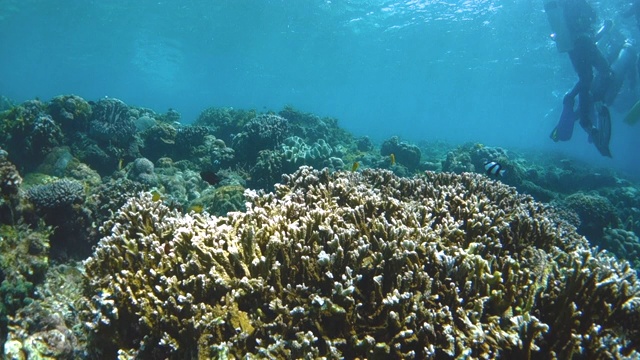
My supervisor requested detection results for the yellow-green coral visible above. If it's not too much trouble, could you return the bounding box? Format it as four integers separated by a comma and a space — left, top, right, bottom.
84, 167, 640, 359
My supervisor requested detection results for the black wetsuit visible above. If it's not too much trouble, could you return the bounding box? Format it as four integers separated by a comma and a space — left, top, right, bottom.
563, 0, 611, 132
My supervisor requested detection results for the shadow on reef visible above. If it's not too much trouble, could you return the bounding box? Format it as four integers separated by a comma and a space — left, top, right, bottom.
0, 95, 639, 358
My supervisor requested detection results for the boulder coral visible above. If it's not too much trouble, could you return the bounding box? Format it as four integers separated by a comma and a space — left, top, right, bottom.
232, 114, 291, 162
84, 167, 640, 359
380, 136, 422, 170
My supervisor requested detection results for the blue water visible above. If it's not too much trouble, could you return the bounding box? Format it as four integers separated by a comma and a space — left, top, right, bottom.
1, 0, 639, 176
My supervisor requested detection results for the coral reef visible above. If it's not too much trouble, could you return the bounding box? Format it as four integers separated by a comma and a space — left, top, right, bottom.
380, 136, 422, 170
232, 114, 291, 163
561, 192, 621, 241
4, 264, 90, 359
26, 179, 94, 259
0, 223, 51, 344
47, 94, 92, 135
88, 98, 137, 147
278, 106, 352, 147
127, 158, 158, 187
0, 96, 14, 112
0, 100, 64, 169
84, 167, 640, 359
195, 107, 257, 144
26, 179, 85, 212
602, 227, 640, 269
0, 149, 22, 198
140, 122, 178, 162
0, 94, 640, 358
188, 184, 246, 216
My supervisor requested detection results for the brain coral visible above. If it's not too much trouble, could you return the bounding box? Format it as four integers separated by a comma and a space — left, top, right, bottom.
84, 167, 640, 359
26, 179, 85, 211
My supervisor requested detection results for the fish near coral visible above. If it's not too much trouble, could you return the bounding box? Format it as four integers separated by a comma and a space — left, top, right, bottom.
200, 171, 221, 186
188, 204, 204, 214
151, 190, 163, 202
390, 153, 396, 166
351, 162, 359, 172
484, 161, 506, 177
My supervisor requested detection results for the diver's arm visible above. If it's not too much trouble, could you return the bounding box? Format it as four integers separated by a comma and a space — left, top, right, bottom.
594, 20, 612, 42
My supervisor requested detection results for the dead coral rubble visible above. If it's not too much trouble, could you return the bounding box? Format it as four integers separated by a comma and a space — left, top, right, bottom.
84, 167, 640, 359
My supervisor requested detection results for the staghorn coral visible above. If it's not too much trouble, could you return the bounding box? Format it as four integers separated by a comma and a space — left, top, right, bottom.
84, 167, 640, 359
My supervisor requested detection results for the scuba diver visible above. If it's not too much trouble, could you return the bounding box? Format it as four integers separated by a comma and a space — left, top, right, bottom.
545, 0, 614, 157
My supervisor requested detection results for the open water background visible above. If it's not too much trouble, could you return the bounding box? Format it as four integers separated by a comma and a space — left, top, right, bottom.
1, 0, 639, 176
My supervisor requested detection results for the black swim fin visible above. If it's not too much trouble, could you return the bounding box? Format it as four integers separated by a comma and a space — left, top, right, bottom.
551, 97, 577, 142
593, 105, 612, 157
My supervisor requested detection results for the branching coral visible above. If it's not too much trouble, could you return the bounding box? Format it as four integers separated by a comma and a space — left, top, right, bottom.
84, 167, 640, 359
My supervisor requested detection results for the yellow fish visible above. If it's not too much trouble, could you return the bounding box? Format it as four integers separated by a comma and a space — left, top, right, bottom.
390, 153, 396, 166
351, 162, 360, 172
118, 158, 124, 170
151, 190, 162, 202
188, 204, 204, 213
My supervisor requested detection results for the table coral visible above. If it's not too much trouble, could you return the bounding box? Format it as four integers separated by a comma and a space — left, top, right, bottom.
84, 167, 640, 359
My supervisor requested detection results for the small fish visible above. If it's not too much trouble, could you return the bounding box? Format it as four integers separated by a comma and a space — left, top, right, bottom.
390, 153, 396, 166
188, 204, 204, 213
351, 162, 360, 172
484, 161, 506, 177
118, 158, 124, 170
151, 190, 163, 202
200, 171, 221, 186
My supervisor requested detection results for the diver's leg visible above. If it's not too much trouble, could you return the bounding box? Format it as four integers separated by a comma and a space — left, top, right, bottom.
568, 43, 598, 133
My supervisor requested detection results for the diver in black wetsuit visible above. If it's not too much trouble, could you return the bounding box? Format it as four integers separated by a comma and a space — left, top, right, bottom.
545, 0, 614, 156
562, 0, 613, 142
